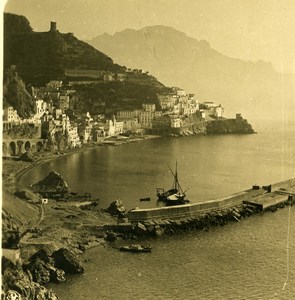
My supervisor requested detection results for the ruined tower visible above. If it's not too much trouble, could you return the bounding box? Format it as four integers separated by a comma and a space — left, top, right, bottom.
50, 21, 57, 32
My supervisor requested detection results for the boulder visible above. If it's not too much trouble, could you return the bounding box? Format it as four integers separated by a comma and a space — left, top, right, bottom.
134, 222, 147, 235
29, 249, 51, 264
106, 200, 127, 218
49, 266, 66, 283
104, 231, 118, 242
25, 249, 66, 284
2, 263, 59, 300
52, 248, 84, 274
25, 260, 51, 284
31, 170, 69, 195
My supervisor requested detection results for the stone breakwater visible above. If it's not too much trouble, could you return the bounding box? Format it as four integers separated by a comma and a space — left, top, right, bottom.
103, 179, 295, 239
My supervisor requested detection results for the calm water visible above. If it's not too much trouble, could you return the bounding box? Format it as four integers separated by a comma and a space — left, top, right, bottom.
21, 121, 295, 299
21, 122, 295, 210
52, 208, 295, 300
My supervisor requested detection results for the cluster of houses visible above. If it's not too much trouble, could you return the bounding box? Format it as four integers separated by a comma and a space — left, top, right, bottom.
3, 80, 225, 151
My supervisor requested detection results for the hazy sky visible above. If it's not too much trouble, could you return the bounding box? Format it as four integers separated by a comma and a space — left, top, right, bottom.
3, 0, 295, 73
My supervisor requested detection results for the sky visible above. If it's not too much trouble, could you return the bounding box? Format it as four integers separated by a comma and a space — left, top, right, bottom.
3, 0, 295, 74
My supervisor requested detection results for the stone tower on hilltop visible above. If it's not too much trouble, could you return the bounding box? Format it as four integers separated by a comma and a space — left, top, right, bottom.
49, 21, 57, 32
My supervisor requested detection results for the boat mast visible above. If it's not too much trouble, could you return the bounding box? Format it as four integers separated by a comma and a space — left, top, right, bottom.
169, 162, 185, 195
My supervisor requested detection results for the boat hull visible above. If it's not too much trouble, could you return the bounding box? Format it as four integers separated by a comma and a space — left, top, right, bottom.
119, 245, 152, 253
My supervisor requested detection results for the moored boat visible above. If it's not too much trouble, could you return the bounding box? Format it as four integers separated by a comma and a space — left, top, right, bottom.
140, 197, 151, 201
157, 162, 189, 205
119, 244, 152, 253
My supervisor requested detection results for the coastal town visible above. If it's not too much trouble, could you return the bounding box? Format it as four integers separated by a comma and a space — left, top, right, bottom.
3, 20, 256, 158
2, 10, 294, 300
3, 77, 226, 156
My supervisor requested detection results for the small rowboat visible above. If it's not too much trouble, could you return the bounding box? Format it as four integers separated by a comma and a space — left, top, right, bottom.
119, 244, 152, 253
140, 197, 151, 201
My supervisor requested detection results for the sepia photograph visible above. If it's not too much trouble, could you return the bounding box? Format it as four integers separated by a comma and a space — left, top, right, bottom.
1, 0, 295, 299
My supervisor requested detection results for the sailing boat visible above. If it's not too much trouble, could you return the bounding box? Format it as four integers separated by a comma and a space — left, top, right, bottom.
156, 162, 189, 205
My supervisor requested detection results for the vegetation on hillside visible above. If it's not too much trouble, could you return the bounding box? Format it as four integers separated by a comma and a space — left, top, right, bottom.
7, 123, 38, 138
3, 13, 171, 117
4, 13, 123, 86
3, 66, 34, 118
71, 81, 173, 115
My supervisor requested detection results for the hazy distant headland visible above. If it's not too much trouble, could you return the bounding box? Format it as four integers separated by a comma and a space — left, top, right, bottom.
88, 26, 295, 120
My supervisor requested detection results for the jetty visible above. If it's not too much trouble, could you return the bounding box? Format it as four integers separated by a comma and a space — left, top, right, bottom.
103, 178, 295, 237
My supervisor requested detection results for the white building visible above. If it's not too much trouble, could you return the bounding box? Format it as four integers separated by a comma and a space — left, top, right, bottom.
123, 118, 139, 131
3, 107, 20, 123
139, 111, 154, 129
154, 111, 162, 118
79, 125, 93, 143
117, 110, 137, 120
203, 101, 217, 108
103, 74, 114, 82
209, 106, 224, 118
64, 117, 81, 148
158, 94, 178, 110
36, 99, 47, 114
105, 116, 124, 136
142, 103, 156, 112
176, 89, 186, 97
46, 80, 63, 90
170, 115, 182, 128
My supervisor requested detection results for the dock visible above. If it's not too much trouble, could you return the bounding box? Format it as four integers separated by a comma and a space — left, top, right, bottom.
101, 179, 295, 239
243, 191, 295, 211
127, 178, 295, 223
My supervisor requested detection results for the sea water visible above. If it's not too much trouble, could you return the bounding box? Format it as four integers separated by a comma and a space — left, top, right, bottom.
21, 120, 295, 299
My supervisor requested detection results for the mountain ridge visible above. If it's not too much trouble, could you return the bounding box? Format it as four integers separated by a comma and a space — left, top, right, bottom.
88, 25, 294, 118
3, 13, 173, 116
4, 13, 123, 86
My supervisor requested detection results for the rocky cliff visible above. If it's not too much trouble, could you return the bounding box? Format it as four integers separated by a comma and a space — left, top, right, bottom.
3, 66, 35, 118
205, 118, 255, 134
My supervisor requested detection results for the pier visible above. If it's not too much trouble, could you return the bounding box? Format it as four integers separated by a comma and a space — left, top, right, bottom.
243, 191, 295, 211
127, 178, 295, 223
99, 178, 295, 238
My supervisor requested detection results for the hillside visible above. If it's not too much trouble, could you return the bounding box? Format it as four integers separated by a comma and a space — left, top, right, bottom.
4, 13, 123, 86
3, 14, 172, 116
88, 26, 295, 119
71, 80, 171, 115
3, 66, 35, 118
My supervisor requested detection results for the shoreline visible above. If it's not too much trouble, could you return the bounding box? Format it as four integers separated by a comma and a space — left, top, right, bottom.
2, 133, 294, 300
2, 133, 162, 267
6, 134, 161, 190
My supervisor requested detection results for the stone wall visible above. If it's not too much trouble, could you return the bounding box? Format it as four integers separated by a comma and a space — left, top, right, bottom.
128, 188, 266, 222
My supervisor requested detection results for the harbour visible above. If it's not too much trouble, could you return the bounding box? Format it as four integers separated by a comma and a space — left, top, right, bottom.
128, 178, 295, 222
52, 205, 295, 300
2, 2, 295, 299
44, 124, 295, 299
4, 121, 295, 300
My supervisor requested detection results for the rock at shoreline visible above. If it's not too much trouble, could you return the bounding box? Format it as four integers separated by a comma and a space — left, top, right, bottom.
25, 249, 66, 284
2, 257, 59, 300
31, 170, 69, 196
106, 200, 127, 218
52, 248, 84, 274
205, 118, 255, 134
